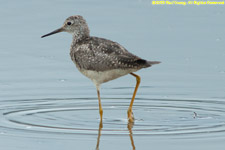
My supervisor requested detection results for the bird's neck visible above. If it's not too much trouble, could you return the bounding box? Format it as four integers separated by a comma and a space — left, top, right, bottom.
71, 33, 90, 51
72, 25, 90, 43
73, 33, 88, 43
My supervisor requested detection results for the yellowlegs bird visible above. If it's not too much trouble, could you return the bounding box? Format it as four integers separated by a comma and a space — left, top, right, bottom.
41, 15, 160, 122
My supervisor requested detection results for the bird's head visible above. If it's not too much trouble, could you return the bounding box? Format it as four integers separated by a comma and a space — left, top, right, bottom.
41, 15, 90, 39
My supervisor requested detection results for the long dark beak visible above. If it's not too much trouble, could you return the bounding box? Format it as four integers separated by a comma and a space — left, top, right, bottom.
41, 28, 64, 38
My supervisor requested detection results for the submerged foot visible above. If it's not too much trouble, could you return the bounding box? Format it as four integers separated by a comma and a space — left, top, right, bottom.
127, 109, 134, 122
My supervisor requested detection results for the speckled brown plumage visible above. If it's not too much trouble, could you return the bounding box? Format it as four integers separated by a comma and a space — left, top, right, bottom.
42, 15, 160, 76
70, 36, 158, 72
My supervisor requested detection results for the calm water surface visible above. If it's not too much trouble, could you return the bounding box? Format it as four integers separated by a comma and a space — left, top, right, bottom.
0, 0, 225, 150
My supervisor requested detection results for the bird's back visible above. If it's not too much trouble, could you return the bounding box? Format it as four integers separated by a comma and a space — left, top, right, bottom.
70, 37, 159, 72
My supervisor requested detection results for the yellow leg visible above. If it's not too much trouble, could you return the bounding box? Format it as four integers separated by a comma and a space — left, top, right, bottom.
97, 88, 103, 121
127, 73, 141, 122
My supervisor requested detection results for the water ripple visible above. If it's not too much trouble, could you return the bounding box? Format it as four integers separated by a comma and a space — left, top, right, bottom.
1, 98, 225, 138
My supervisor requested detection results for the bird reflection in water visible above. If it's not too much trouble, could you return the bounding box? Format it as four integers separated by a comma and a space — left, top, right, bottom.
95, 120, 135, 150
127, 121, 135, 150
95, 120, 102, 150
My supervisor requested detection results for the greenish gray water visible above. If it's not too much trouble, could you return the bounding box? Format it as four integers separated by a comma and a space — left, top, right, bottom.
0, 0, 225, 150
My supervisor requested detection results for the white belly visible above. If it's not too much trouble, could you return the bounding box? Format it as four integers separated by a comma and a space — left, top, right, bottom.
79, 68, 138, 86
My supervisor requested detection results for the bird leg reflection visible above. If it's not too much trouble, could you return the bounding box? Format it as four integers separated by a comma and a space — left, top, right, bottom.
95, 120, 103, 150
128, 73, 141, 122
128, 120, 136, 150
95, 120, 136, 150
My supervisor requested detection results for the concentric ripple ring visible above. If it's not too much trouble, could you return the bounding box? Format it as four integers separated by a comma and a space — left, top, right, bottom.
1, 98, 225, 138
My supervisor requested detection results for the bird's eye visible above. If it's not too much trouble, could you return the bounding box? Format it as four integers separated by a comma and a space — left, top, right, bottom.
67, 22, 72, 25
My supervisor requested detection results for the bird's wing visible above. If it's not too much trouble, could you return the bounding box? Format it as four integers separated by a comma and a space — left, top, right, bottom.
73, 37, 150, 71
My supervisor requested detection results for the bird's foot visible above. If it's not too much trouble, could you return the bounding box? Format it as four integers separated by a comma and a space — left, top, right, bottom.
127, 109, 134, 122
99, 109, 103, 122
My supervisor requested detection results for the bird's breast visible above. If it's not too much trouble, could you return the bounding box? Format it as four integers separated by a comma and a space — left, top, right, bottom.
78, 68, 137, 85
